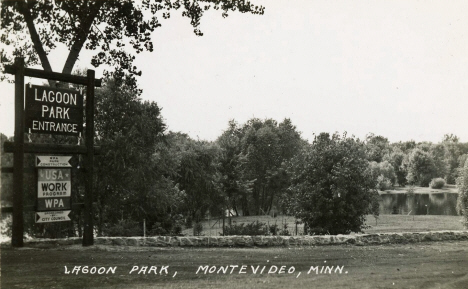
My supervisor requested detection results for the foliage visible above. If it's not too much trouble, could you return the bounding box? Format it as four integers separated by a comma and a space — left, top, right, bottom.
102, 220, 142, 237
223, 221, 268, 236
287, 132, 378, 235
429, 143, 449, 181
459, 154, 468, 169
384, 148, 408, 186
176, 140, 223, 221
1, 0, 264, 85
148, 218, 184, 236
93, 78, 186, 236
217, 118, 305, 216
193, 222, 204, 236
429, 178, 446, 189
456, 159, 468, 228
269, 223, 291, 236
406, 148, 438, 187
376, 175, 392, 191
217, 120, 253, 217
369, 161, 396, 190
365, 133, 390, 162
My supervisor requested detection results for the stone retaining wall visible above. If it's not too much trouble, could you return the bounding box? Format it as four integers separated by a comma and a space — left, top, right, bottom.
17, 230, 468, 247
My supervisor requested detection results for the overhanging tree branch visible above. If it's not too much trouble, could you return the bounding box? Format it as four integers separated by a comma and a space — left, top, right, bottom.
19, 0, 52, 72
62, 1, 103, 75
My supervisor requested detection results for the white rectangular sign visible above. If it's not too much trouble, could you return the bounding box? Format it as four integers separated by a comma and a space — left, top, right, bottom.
35, 210, 71, 223
37, 168, 71, 197
36, 156, 72, 167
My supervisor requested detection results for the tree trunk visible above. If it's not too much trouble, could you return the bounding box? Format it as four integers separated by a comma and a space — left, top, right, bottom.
62, 2, 103, 75
19, 0, 54, 86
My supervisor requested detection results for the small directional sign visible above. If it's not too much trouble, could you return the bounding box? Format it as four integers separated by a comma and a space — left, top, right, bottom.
36, 210, 71, 223
36, 155, 72, 167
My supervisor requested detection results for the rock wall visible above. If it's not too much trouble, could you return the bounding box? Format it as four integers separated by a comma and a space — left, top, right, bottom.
18, 231, 468, 247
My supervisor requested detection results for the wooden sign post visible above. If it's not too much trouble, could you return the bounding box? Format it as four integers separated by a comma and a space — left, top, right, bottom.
3, 57, 101, 247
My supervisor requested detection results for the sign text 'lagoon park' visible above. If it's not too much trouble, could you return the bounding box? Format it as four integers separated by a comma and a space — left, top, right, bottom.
25, 85, 83, 136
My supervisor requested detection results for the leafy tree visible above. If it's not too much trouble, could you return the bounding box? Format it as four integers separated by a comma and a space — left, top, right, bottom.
384, 147, 407, 186
369, 161, 396, 191
442, 134, 462, 184
459, 154, 468, 169
392, 140, 417, 154
365, 133, 390, 162
217, 120, 252, 216
93, 78, 182, 236
429, 143, 448, 179
1, 0, 264, 84
287, 132, 379, 235
176, 139, 222, 221
1, 133, 14, 208
406, 148, 438, 187
216, 118, 304, 216
456, 158, 468, 228
237, 118, 303, 215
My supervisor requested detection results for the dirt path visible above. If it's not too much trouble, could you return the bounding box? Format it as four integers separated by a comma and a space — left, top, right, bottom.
1, 241, 468, 289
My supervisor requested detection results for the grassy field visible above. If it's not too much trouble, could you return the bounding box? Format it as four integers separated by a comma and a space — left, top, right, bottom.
2, 241, 468, 289
183, 214, 465, 236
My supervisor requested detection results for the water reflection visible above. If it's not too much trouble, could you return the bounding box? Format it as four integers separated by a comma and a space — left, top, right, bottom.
379, 193, 459, 215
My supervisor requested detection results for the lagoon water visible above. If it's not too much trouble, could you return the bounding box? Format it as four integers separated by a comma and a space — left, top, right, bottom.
379, 193, 459, 215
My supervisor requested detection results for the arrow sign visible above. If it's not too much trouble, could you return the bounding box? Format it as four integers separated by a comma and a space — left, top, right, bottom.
36, 210, 71, 223
36, 156, 72, 167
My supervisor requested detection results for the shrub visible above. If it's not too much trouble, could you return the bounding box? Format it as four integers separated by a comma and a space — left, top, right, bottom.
287, 133, 378, 235
223, 221, 268, 236
149, 223, 168, 236
185, 216, 193, 229
103, 220, 143, 237
148, 220, 184, 236
193, 222, 203, 236
376, 175, 392, 191
279, 223, 291, 236
269, 224, 278, 235
430, 178, 446, 189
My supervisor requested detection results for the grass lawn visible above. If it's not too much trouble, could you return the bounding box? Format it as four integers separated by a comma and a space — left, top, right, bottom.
183, 214, 465, 236
2, 241, 468, 289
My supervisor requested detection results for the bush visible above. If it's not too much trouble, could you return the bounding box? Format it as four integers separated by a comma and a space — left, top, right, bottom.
430, 178, 446, 189
149, 223, 168, 236
269, 224, 278, 235
223, 221, 268, 236
376, 175, 392, 191
193, 222, 203, 236
268, 223, 291, 236
103, 220, 143, 237
279, 223, 291, 236
287, 133, 378, 235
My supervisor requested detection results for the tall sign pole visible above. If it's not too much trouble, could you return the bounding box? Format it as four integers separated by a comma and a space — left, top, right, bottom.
83, 69, 95, 246
12, 58, 25, 247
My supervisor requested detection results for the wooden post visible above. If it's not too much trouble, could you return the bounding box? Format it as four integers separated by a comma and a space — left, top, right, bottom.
83, 69, 95, 246
12, 58, 25, 247
222, 209, 225, 236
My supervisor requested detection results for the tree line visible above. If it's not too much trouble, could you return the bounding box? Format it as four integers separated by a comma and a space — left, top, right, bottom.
2, 79, 468, 237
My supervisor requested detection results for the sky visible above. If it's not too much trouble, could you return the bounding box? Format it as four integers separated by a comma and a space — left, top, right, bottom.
1, 0, 468, 143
